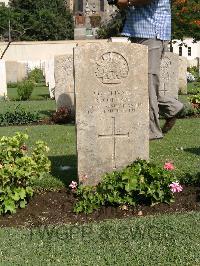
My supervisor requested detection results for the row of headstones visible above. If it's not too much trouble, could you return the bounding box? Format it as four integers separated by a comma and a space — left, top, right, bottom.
55, 50, 188, 115
0, 46, 188, 102
0, 42, 188, 186
0, 59, 56, 99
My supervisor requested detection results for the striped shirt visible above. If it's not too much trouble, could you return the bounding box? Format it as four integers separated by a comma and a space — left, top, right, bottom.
122, 0, 171, 41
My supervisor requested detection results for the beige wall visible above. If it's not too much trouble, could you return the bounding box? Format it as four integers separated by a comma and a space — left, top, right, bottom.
0, 40, 107, 61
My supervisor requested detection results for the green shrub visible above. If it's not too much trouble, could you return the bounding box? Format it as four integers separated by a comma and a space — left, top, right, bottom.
187, 82, 200, 95
180, 172, 200, 186
0, 105, 40, 126
7, 82, 18, 88
27, 68, 44, 83
73, 160, 181, 214
0, 132, 51, 214
188, 94, 200, 105
187, 66, 199, 80
17, 80, 34, 100
177, 103, 200, 118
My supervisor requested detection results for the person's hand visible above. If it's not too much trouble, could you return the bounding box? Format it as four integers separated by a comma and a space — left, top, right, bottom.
116, 0, 129, 8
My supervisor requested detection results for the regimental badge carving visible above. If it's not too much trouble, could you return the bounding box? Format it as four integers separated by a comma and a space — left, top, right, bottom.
95, 52, 129, 84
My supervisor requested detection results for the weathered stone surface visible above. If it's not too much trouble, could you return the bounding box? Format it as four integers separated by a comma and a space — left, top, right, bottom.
5, 61, 27, 83
178, 56, 188, 94
75, 43, 149, 186
160, 52, 179, 99
0, 59, 7, 99
54, 55, 74, 114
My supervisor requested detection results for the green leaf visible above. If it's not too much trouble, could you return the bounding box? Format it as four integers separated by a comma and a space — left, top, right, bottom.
11, 192, 20, 201
4, 199, 16, 214
125, 178, 137, 192
19, 200, 27, 209
18, 188, 26, 199
26, 187, 33, 197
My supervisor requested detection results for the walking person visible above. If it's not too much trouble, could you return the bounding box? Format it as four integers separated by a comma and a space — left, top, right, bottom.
117, 0, 184, 140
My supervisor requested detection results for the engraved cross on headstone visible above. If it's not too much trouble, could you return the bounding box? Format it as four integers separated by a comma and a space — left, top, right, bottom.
98, 117, 129, 169
160, 83, 168, 95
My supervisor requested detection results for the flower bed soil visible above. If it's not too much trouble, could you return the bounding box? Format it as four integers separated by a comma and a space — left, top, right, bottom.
0, 186, 199, 228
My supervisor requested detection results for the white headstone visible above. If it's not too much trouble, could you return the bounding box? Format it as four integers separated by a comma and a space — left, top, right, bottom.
44, 58, 55, 99
54, 55, 74, 114
0, 59, 7, 99
160, 52, 179, 99
178, 56, 188, 94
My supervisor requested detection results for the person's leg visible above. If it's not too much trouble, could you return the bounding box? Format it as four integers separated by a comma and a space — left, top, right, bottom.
131, 38, 163, 140
157, 41, 184, 133
131, 38, 184, 138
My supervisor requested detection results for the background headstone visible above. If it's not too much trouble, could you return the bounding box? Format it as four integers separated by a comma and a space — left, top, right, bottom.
54, 55, 74, 114
5, 61, 27, 83
160, 52, 179, 99
75, 42, 149, 186
178, 56, 188, 94
0, 59, 7, 99
44, 58, 55, 99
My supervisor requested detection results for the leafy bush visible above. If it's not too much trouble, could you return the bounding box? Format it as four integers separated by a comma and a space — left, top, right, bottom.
27, 68, 44, 84
188, 94, 200, 105
187, 72, 196, 82
17, 80, 34, 100
7, 82, 18, 88
0, 132, 51, 214
73, 160, 181, 214
177, 102, 200, 118
187, 82, 200, 95
51, 107, 72, 124
0, 105, 40, 126
180, 172, 200, 186
188, 66, 199, 78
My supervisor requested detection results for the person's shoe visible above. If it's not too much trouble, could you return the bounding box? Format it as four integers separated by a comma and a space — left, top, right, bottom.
162, 117, 177, 134
162, 106, 184, 134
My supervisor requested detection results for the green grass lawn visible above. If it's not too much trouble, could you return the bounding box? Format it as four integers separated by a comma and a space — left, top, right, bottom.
7, 84, 50, 101
0, 212, 200, 265
0, 82, 199, 265
0, 100, 56, 119
150, 118, 200, 181
0, 117, 199, 189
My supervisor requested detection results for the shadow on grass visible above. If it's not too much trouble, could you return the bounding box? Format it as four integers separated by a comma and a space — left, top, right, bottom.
49, 155, 77, 187
38, 110, 55, 118
37, 94, 50, 99
184, 147, 200, 156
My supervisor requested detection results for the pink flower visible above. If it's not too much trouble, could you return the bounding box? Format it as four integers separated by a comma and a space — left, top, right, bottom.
169, 182, 183, 193
164, 162, 175, 170
69, 181, 78, 190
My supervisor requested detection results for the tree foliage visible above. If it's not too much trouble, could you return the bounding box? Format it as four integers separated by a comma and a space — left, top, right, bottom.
0, 0, 74, 41
0, 5, 10, 39
172, 0, 200, 41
